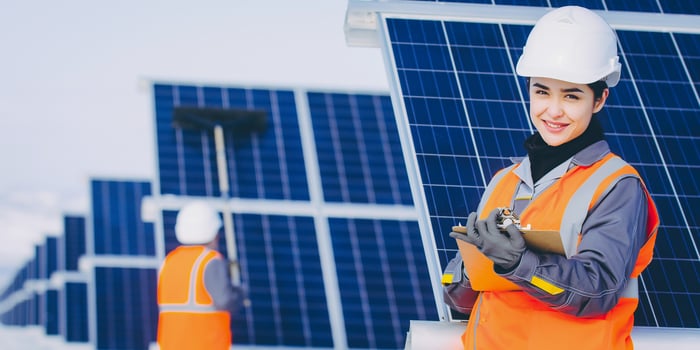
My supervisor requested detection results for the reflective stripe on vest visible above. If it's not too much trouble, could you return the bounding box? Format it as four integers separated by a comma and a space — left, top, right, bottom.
159, 247, 218, 313
622, 277, 638, 299
560, 155, 628, 257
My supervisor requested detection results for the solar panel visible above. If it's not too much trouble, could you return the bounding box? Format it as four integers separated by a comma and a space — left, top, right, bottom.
25, 248, 41, 329
43, 289, 59, 336
234, 214, 333, 346
0, 261, 31, 326
307, 92, 413, 205
329, 218, 435, 348
346, 0, 700, 329
37, 237, 58, 336
154, 85, 308, 200
62, 282, 89, 343
83, 179, 161, 349
90, 179, 155, 256
151, 83, 435, 348
62, 216, 86, 271
30, 292, 39, 327
44, 237, 58, 280
93, 266, 158, 350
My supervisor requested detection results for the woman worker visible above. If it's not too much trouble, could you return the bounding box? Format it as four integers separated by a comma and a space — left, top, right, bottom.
443, 6, 659, 350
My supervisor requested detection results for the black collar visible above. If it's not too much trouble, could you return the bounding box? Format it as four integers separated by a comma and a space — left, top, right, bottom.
525, 117, 605, 183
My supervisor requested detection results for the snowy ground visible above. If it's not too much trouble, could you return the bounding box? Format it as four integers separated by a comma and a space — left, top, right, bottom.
0, 325, 91, 350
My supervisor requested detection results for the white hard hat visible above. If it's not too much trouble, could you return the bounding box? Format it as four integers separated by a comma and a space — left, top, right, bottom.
516, 6, 621, 87
175, 201, 222, 245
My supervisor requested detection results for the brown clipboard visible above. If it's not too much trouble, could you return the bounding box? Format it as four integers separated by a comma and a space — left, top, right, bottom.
518, 227, 565, 256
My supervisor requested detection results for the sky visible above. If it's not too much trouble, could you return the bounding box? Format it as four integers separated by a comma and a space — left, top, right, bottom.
0, 0, 388, 288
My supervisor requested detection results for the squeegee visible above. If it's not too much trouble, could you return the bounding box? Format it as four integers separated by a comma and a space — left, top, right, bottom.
172, 106, 267, 285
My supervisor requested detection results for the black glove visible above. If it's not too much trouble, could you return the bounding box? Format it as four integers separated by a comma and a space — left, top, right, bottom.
450, 208, 526, 270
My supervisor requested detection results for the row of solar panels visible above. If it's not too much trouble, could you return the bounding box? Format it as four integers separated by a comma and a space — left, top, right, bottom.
0, 180, 158, 349
0, 85, 438, 350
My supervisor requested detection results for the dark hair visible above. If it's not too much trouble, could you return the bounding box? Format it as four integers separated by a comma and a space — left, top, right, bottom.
525, 78, 608, 100
587, 80, 608, 100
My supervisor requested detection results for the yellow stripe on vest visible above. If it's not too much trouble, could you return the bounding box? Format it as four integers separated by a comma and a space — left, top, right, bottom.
530, 275, 564, 295
441, 273, 454, 286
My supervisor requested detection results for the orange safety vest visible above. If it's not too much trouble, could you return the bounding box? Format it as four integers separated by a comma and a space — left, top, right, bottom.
462, 153, 659, 350
157, 245, 231, 350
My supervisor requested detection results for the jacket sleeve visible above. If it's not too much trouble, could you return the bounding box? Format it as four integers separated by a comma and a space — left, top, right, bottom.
498, 177, 649, 317
203, 257, 246, 314
442, 252, 479, 315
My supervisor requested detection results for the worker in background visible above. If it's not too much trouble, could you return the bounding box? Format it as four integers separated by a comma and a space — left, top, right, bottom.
157, 201, 245, 350
443, 6, 659, 350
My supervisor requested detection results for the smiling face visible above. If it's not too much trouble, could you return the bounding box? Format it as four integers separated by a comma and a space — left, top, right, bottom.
529, 77, 609, 147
